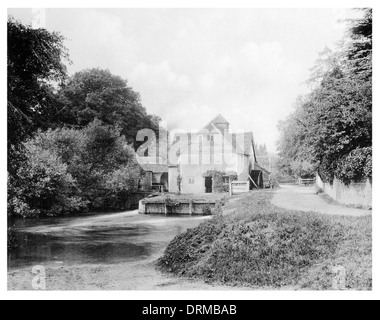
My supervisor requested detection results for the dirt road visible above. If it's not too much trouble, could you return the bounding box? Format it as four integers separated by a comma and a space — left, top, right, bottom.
272, 184, 371, 217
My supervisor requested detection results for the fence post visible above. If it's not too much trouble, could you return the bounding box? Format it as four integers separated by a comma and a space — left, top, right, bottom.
139, 200, 146, 214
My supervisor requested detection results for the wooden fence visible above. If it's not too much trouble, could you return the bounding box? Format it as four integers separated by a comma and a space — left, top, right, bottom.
298, 178, 316, 186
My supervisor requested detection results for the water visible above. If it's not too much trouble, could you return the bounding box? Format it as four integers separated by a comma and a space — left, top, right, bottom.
8, 211, 210, 270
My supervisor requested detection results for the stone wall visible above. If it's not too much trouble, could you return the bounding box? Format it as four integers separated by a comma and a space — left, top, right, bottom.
316, 174, 372, 209
139, 199, 218, 215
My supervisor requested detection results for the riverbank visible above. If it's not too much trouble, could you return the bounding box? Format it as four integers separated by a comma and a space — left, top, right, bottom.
8, 209, 233, 290
8, 259, 242, 291
158, 190, 372, 290
8, 189, 372, 290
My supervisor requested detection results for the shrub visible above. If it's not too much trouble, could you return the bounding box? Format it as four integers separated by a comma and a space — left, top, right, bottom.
203, 170, 226, 193
336, 147, 372, 184
203, 170, 237, 193
165, 197, 181, 214
9, 146, 88, 218
7, 227, 18, 251
364, 151, 372, 182
202, 204, 213, 216
8, 120, 142, 217
318, 157, 337, 184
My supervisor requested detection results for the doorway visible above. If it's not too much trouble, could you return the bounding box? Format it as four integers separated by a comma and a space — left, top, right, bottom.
205, 177, 213, 193
250, 170, 264, 189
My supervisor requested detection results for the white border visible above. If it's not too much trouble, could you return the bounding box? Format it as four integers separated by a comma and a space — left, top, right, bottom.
1, 0, 378, 300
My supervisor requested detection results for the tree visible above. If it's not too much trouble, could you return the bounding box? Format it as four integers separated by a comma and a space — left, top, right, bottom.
254, 142, 270, 170
76, 119, 142, 210
276, 97, 315, 179
276, 9, 372, 184
56, 68, 160, 147
8, 142, 87, 218
307, 47, 344, 86
7, 17, 70, 176
345, 8, 372, 80
9, 120, 143, 217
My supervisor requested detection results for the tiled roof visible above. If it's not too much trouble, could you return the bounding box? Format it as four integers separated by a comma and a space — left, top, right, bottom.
170, 115, 255, 157
203, 114, 230, 131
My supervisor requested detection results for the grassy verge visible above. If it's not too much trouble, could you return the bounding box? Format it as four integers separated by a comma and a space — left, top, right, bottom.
157, 191, 372, 290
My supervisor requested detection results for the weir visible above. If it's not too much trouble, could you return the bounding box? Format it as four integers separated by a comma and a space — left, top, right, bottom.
139, 195, 227, 215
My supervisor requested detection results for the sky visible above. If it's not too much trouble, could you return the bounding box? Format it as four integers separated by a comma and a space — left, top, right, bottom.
8, 8, 359, 152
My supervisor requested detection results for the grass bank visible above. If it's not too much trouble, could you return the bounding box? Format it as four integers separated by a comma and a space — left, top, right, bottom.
157, 191, 372, 290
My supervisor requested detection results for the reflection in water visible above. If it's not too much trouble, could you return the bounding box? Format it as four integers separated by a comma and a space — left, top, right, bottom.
8, 211, 209, 270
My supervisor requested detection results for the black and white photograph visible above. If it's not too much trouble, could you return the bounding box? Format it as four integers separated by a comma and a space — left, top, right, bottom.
2, 0, 378, 302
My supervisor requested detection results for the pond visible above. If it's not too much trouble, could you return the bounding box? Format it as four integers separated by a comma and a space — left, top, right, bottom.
8, 211, 210, 270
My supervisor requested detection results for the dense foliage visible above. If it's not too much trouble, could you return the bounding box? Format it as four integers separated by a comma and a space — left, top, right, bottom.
56, 69, 160, 147
277, 9, 372, 184
203, 170, 238, 193
7, 18, 159, 217
8, 120, 142, 218
7, 17, 70, 177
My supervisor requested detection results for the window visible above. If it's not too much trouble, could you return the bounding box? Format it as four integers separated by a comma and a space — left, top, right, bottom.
188, 177, 195, 184
207, 135, 214, 142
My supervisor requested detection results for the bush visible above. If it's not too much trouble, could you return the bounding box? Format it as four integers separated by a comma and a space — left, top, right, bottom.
158, 192, 372, 289
159, 213, 340, 287
203, 170, 226, 193
9, 147, 88, 218
318, 157, 337, 184
336, 147, 372, 184
364, 153, 372, 182
203, 170, 236, 193
165, 197, 181, 214
8, 120, 142, 217
202, 204, 213, 216
7, 227, 18, 251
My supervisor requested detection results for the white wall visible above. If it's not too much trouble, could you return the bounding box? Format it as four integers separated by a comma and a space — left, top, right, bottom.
170, 131, 253, 194
179, 163, 234, 194
316, 174, 372, 208
168, 167, 179, 193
